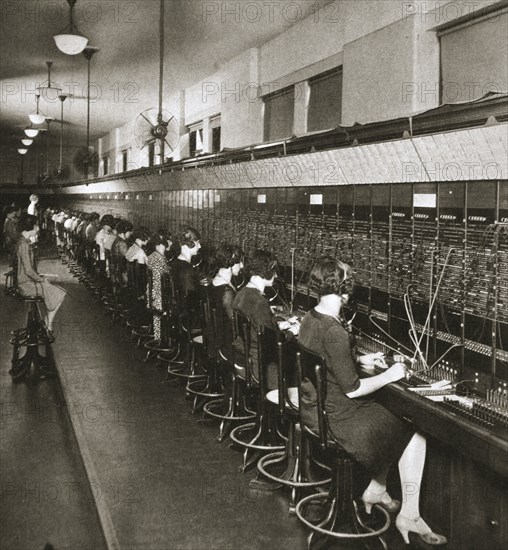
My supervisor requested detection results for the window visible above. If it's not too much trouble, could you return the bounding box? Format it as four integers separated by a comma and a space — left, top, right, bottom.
189, 126, 203, 157
263, 86, 295, 141
210, 115, 221, 153
307, 67, 343, 132
439, 9, 508, 103
122, 149, 128, 172
102, 155, 109, 176
212, 127, 221, 153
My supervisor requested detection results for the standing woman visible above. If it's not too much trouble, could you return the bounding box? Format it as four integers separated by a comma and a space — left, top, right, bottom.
146, 230, 172, 341
298, 256, 446, 546
27, 194, 39, 217
17, 214, 66, 333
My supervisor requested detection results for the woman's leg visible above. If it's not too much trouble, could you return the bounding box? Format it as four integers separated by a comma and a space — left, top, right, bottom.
365, 468, 389, 495
396, 432, 447, 543
46, 300, 64, 331
398, 432, 426, 519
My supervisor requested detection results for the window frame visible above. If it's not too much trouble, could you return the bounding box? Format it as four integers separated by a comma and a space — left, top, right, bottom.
262, 85, 295, 142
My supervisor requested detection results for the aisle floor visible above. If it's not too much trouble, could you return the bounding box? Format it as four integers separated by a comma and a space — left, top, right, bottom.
1, 254, 308, 550
0, 254, 106, 550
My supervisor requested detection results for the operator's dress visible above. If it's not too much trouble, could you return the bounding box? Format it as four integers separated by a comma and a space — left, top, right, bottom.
298, 309, 414, 476
146, 250, 170, 340
17, 236, 66, 311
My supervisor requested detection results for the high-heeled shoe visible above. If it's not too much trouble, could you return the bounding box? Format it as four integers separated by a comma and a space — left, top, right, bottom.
361, 488, 401, 514
396, 514, 448, 546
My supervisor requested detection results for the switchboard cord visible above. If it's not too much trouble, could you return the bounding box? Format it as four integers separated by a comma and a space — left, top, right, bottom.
407, 248, 455, 371
368, 315, 414, 355
428, 343, 465, 370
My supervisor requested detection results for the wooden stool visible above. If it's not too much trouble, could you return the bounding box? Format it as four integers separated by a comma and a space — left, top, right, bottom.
229, 317, 286, 472
256, 337, 331, 513
185, 301, 225, 413
294, 346, 390, 550
9, 296, 56, 383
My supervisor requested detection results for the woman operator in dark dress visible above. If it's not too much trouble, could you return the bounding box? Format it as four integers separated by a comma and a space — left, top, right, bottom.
209, 244, 244, 360
232, 250, 299, 390
298, 256, 447, 546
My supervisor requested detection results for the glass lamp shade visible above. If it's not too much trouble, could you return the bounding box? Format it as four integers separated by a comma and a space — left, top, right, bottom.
18, 148, 28, 155
21, 139, 33, 146
24, 128, 39, 138
53, 33, 89, 55
29, 112, 46, 124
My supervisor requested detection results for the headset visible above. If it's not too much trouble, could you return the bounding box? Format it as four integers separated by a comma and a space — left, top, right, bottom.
179, 227, 200, 249
339, 275, 355, 296
229, 247, 243, 268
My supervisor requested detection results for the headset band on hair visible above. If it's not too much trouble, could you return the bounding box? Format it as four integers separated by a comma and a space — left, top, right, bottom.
339, 276, 354, 295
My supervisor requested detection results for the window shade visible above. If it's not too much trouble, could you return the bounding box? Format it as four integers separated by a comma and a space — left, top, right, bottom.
308, 69, 343, 132
440, 11, 508, 103
263, 87, 295, 141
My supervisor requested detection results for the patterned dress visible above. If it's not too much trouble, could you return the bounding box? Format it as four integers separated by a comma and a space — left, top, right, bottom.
146, 251, 170, 340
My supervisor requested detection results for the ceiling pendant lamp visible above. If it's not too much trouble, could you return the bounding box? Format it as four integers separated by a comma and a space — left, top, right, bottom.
28, 94, 47, 125
24, 127, 40, 138
53, 0, 89, 55
18, 148, 28, 155
37, 61, 63, 100
21, 138, 34, 146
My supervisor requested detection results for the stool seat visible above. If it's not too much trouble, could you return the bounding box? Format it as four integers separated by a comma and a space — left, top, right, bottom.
266, 387, 299, 408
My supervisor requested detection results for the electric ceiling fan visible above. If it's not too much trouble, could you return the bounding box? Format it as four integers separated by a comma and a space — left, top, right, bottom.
134, 0, 180, 163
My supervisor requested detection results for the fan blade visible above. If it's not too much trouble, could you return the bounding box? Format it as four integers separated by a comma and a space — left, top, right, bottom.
140, 135, 156, 149
140, 112, 155, 128
148, 110, 160, 126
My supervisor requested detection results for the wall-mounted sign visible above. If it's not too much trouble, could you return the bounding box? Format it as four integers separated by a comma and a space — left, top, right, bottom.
414, 193, 436, 208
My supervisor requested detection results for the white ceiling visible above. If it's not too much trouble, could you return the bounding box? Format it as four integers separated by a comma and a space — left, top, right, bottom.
0, 0, 335, 165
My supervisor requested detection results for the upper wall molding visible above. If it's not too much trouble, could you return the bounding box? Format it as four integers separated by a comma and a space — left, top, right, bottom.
51, 124, 507, 195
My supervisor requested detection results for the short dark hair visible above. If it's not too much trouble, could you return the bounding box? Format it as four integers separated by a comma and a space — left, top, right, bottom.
247, 250, 277, 280
116, 220, 133, 235
308, 256, 354, 296
149, 229, 171, 247
176, 227, 200, 248
17, 213, 38, 232
213, 244, 243, 269
133, 226, 150, 242
100, 214, 115, 227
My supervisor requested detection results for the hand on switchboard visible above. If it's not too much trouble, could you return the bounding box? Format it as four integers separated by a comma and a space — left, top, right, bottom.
384, 362, 407, 383
278, 318, 300, 336
357, 352, 387, 368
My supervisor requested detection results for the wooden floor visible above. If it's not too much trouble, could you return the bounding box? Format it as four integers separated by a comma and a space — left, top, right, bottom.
0, 251, 310, 550
1, 246, 422, 549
